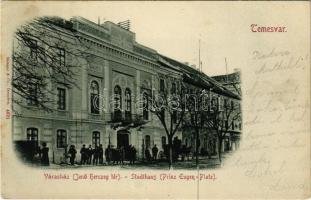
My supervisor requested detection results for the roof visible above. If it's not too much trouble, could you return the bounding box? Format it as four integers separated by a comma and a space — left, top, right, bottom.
212, 71, 241, 84
158, 55, 241, 100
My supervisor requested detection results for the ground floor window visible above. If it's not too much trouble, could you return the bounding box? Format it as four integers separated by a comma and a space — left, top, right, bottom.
92, 131, 100, 147
27, 128, 38, 141
56, 129, 67, 148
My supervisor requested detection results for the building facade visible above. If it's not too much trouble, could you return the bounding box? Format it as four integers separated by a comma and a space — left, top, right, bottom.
12, 17, 241, 164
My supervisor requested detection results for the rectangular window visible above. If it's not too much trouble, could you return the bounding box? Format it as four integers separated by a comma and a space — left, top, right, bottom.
27, 83, 38, 106
50, 47, 65, 67
60, 49, 65, 67
224, 99, 228, 108
172, 110, 177, 123
160, 79, 165, 92
27, 128, 38, 141
143, 109, 149, 120
92, 132, 100, 147
29, 40, 38, 61
231, 100, 234, 110
160, 109, 165, 121
57, 88, 66, 110
218, 97, 224, 111
57, 130, 67, 148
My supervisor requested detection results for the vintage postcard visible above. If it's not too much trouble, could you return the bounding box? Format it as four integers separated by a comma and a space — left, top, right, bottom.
1, 1, 310, 199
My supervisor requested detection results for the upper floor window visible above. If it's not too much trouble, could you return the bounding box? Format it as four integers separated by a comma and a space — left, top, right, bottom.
28, 39, 38, 61
218, 97, 224, 111
231, 100, 235, 110
50, 47, 65, 67
56, 129, 67, 148
27, 128, 38, 141
224, 98, 228, 109
143, 92, 149, 120
59, 48, 65, 67
171, 83, 176, 94
160, 109, 165, 121
27, 83, 38, 106
114, 85, 122, 111
125, 88, 131, 112
160, 79, 165, 92
92, 131, 100, 147
90, 81, 99, 114
172, 110, 177, 124
125, 88, 131, 120
57, 88, 66, 110
225, 120, 229, 129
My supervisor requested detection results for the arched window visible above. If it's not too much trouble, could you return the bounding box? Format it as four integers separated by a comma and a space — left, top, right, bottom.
56, 129, 67, 148
114, 85, 122, 120
145, 135, 151, 149
92, 131, 100, 147
143, 92, 149, 120
27, 128, 38, 141
125, 88, 131, 120
90, 81, 99, 114
185, 138, 188, 147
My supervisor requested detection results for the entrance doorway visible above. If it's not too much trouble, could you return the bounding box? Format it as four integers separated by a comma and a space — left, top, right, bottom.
117, 131, 129, 148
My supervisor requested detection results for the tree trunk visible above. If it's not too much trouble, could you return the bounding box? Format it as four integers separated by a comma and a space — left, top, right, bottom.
218, 137, 222, 163
168, 136, 173, 170
195, 128, 199, 168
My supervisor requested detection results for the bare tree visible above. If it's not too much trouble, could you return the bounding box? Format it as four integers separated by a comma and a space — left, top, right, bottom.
206, 94, 241, 162
182, 86, 210, 168
146, 75, 186, 169
12, 17, 91, 112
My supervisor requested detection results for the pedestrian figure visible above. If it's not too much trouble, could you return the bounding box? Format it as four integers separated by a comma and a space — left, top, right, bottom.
93, 146, 99, 165
98, 144, 104, 165
80, 144, 87, 165
181, 145, 187, 161
105, 145, 111, 164
68, 145, 77, 165
152, 144, 158, 161
119, 146, 125, 165
145, 148, 151, 162
130, 145, 137, 164
87, 145, 93, 164
112, 148, 120, 165
40, 142, 49, 166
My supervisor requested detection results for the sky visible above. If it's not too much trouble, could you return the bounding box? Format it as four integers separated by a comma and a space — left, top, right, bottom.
57, 2, 249, 76
8, 1, 291, 76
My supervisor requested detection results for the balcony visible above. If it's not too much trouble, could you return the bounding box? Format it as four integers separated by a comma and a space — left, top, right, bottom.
111, 111, 132, 123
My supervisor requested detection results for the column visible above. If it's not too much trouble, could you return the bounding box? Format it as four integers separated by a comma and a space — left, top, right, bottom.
81, 58, 88, 119
136, 71, 141, 115
103, 60, 110, 118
